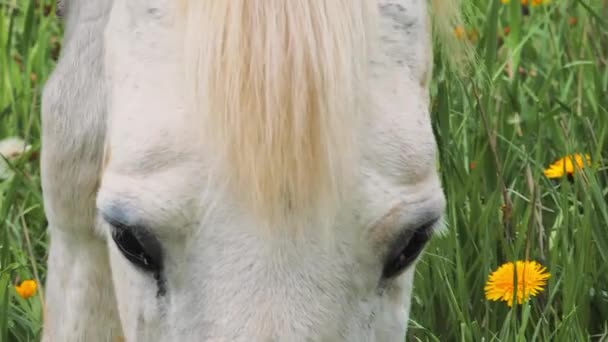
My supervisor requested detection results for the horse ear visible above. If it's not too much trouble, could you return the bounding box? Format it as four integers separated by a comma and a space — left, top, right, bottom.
56, 0, 65, 18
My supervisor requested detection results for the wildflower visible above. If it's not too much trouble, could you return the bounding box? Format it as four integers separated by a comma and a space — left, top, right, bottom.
0, 137, 31, 159
568, 17, 577, 26
531, 0, 551, 6
15, 280, 38, 299
500, 0, 550, 5
543, 153, 591, 179
0, 137, 32, 179
485, 260, 550, 307
453, 26, 466, 40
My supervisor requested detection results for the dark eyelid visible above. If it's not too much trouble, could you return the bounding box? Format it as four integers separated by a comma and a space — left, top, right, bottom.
387, 216, 438, 247
384, 218, 435, 260
103, 213, 164, 272
103, 213, 168, 297
380, 217, 439, 278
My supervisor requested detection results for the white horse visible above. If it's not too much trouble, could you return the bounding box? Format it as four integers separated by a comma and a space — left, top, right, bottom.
41, 0, 459, 340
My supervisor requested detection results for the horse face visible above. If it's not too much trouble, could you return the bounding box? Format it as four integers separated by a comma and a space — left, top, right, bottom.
96, 0, 444, 340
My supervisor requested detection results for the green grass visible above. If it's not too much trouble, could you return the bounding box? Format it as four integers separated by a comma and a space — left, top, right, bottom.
1, 0, 58, 341
1, 0, 607, 341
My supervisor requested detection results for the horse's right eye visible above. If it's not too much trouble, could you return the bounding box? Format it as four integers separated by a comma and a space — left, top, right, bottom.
108, 221, 164, 273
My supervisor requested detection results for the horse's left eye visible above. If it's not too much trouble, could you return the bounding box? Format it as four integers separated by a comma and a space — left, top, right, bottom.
381, 220, 436, 279
110, 222, 163, 273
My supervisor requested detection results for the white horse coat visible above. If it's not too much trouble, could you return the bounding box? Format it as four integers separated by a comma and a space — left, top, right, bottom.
41, 0, 451, 340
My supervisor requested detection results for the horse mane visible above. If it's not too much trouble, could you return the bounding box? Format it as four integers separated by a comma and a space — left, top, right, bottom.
179, 0, 463, 229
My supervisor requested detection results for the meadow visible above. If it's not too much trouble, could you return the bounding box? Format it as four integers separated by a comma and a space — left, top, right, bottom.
0, 0, 607, 341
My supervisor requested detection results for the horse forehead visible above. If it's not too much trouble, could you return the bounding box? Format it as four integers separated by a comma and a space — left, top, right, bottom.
104, 1, 202, 164
102, 0, 437, 199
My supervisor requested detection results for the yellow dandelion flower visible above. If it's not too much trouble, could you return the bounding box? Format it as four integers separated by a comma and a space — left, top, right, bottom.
485, 260, 550, 307
543, 153, 591, 179
15, 279, 37, 299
